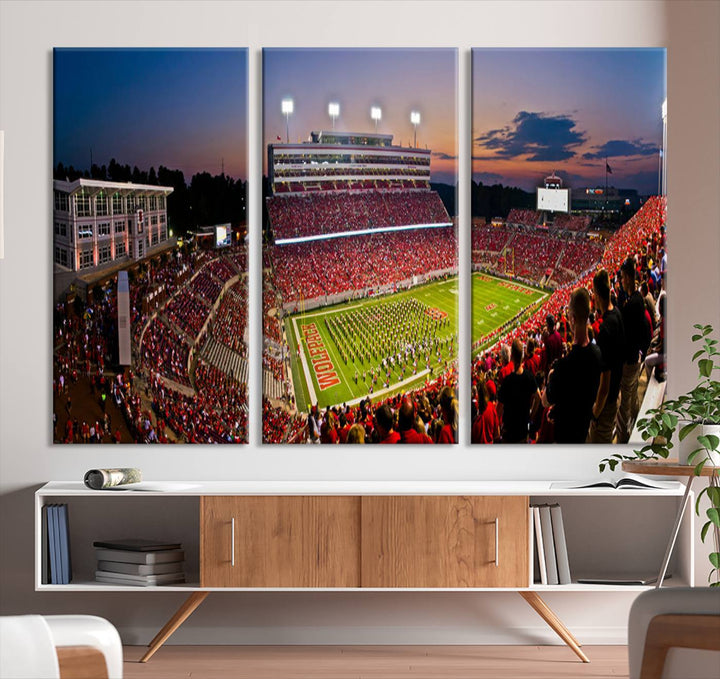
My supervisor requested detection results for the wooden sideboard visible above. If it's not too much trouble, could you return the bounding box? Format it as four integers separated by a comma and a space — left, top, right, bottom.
35, 481, 692, 664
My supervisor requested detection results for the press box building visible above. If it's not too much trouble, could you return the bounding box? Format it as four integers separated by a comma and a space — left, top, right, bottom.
53, 178, 174, 272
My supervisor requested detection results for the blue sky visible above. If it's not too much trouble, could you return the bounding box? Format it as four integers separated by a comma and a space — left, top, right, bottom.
54, 48, 248, 181
472, 49, 666, 194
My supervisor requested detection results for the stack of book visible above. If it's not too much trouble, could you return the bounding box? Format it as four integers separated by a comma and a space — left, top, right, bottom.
93, 539, 185, 586
531, 503, 571, 586
43, 503, 72, 584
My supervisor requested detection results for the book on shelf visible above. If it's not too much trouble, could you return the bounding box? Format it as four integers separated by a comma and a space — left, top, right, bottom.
58, 504, 72, 584
532, 503, 572, 586
94, 547, 184, 565
94, 570, 185, 586
44, 503, 72, 585
532, 506, 547, 585
47, 505, 59, 585
550, 504, 571, 585
97, 560, 184, 576
550, 474, 678, 491
93, 538, 182, 552
41, 504, 50, 584
538, 505, 559, 585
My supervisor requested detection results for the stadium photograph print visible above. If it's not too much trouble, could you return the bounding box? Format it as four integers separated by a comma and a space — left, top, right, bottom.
470, 48, 667, 446
53, 48, 249, 444
262, 48, 458, 444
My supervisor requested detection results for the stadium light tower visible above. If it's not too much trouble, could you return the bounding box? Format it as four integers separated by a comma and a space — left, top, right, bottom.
328, 102, 340, 130
371, 106, 382, 133
410, 111, 421, 148
281, 98, 294, 143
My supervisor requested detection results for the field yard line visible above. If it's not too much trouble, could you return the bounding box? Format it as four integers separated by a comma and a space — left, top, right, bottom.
472, 271, 546, 295
344, 369, 431, 407
291, 315, 317, 406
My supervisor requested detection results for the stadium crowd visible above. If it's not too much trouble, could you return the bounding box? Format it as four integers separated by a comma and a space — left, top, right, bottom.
294, 373, 459, 445
507, 209, 540, 228
208, 280, 248, 357
54, 243, 250, 444
553, 213, 591, 232
266, 190, 449, 240
471, 225, 604, 286
471, 196, 666, 445
271, 227, 456, 304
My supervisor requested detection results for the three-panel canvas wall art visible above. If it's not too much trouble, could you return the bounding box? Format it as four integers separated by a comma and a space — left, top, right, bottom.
52, 47, 666, 447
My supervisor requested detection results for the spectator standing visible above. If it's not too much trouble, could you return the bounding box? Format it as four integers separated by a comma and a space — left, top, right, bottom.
437, 386, 458, 444
471, 379, 500, 444
543, 288, 601, 443
589, 269, 626, 443
498, 340, 539, 443
616, 258, 651, 443
543, 315, 563, 372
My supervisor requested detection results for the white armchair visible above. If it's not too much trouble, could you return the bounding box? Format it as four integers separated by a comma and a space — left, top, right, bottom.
628, 587, 720, 679
0, 615, 122, 679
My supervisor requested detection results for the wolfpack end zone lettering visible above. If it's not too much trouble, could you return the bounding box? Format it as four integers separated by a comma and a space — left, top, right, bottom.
301, 323, 341, 390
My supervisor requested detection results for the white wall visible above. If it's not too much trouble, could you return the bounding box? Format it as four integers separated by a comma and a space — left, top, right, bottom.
1, 0, 718, 645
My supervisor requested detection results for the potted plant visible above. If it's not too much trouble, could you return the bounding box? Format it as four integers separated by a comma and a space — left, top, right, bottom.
600, 324, 720, 586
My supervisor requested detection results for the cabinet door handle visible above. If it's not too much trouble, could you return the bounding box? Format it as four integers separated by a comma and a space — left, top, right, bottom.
494, 517, 499, 567
231, 517, 235, 567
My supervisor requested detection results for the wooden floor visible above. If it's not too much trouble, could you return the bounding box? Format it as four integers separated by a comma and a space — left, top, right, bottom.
123, 645, 630, 678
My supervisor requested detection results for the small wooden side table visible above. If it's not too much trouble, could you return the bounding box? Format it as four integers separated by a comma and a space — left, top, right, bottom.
622, 460, 719, 587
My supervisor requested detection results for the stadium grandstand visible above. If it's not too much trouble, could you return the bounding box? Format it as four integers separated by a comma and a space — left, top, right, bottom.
53, 242, 249, 444
263, 128, 458, 443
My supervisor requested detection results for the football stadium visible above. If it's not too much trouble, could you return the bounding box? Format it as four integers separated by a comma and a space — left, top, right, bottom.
263, 129, 459, 444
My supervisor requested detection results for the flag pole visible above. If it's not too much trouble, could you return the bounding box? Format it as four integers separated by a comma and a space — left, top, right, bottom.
604, 157, 608, 213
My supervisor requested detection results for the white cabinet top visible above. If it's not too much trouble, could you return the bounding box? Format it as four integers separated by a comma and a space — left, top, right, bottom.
36, 480, 685, 497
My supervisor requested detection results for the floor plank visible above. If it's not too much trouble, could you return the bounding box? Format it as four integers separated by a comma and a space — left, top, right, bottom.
123, 645, 629, 678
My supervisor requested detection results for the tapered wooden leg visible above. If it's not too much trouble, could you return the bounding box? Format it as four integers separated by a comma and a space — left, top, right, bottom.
518, 591, 590, 663
140, 591, 210, 663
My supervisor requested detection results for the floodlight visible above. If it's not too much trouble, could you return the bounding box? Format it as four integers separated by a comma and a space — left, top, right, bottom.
371, 106, 382, 132
328, 102, 340, 130
281, 98, 294, 143
410, 111, 421, 147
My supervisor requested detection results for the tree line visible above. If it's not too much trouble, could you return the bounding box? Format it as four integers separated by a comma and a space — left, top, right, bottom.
471, 181, 534, 220
53, 159, 246, 238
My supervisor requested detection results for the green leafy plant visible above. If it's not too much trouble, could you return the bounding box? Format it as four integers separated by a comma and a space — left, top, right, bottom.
600, 324, 720, 586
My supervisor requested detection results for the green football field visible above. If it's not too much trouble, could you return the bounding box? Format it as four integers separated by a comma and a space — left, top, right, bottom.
472, 272, 548, 355
286, 277, 458, 412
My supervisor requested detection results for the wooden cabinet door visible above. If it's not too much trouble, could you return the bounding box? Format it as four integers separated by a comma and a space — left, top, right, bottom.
200, 496, 361, 587
361, 496, 529, 588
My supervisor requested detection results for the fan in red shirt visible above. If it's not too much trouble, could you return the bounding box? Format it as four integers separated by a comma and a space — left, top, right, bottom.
397, 400, 433, 444
374, 404, 400, 444
437, 386, 458, 444
472, 379, 500, 444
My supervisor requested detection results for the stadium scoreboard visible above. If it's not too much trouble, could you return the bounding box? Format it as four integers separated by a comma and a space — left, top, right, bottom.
215, 224, 232, 248
536, 187, 570, 214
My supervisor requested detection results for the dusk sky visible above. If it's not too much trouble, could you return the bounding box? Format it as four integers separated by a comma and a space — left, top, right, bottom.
54, 48, 248, 181
472, 49, 666, 194
263, 49, 457, 184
